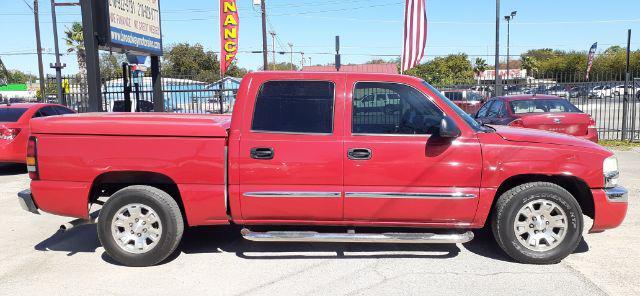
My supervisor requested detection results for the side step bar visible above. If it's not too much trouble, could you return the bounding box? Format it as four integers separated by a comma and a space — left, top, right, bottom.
240, 228, 473, 244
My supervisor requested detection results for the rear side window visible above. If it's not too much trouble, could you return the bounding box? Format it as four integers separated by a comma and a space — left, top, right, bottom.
510, 99, 582, 114
444, 91, 463, 101
0, 108, 28, 122
54, 106, 75, 115
33, 106, 58, 118
251, 81, 335, 134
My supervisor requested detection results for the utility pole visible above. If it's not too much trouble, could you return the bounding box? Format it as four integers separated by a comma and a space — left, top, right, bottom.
50, 0, 65, 105
494, 0, 502, 96
260, 0, 268, 71
300, 52, 305, 69
269, 31, 277, 67
288, 43, 293, 70
335, 36, 341, 71
504, 11, 516, 82
28, 0, 46, 102
308, 56, 311, 67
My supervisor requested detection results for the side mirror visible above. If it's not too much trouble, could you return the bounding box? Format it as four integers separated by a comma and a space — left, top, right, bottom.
439, 116, 461, 138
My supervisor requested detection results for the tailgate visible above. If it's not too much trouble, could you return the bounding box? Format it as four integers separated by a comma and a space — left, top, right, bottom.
520, 113, 591, 136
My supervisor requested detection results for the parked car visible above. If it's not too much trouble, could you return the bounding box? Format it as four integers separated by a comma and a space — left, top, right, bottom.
18, 72, 627, 267
588, 85, 613, 99
610, 85, 640, 97
568, 86, 590, 98
443, 89, 485, 114
1, 103, 75, 163
544, 85, 570, 98
353, 93, 401, 114
474, 94, 598, 142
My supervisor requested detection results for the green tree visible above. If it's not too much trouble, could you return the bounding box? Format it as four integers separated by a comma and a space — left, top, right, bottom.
100, 53, 126, 78
64, 22, 86, 79
406, 53, 474, 87
162, 43, 246, 82
473, 58, 488, 85
261, 62, 299, 71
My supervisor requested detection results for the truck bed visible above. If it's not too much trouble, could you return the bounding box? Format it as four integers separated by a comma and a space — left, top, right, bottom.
30, 113, 231, 137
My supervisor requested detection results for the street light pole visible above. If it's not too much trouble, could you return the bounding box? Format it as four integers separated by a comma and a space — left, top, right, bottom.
269, 31, 277, 67
288, 43, 293, 70
504, 11, 516, 82
494, 0, 501, 96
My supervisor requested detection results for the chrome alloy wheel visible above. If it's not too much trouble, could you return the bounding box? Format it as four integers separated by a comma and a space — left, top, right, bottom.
513, 199, 568, 252
111, 203, 163, 254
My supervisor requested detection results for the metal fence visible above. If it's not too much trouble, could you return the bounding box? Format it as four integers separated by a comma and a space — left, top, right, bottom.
45, 71, 640, 141
46, 73, 239, 114
441, 72, 640, 141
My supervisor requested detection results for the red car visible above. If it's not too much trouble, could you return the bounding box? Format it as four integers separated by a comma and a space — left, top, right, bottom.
443, 89, 486, 114
17, 72, 626, 267
0, 103, 75, 163
474, 95, 599, 142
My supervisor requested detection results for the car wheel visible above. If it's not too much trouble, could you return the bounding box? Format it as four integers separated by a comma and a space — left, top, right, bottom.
97, 185, 184, 267
491, 182, 583, 264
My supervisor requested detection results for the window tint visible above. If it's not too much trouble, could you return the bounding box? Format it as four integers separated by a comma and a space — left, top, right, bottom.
251, 81, 335, 133
352, 82, 443, 135
0, 108, 28, 122
509, 99, 582, 114
54, 106, 75, 115
476, 101, 493, 118
33, 106, 58, 118
486, 100, 504, 117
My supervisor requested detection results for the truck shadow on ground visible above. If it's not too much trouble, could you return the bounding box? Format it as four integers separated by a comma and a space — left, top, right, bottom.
0, 163, 27, 176
33, 224, 589, 266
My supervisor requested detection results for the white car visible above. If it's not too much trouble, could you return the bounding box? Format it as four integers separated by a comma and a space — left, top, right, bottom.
588, 85, 613, 99
354, 93, 401, 114
611, 85, 640, 97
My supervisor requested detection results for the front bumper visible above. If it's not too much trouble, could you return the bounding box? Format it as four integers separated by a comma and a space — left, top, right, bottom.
590, 186, 629, 233
17, 189, 40, 214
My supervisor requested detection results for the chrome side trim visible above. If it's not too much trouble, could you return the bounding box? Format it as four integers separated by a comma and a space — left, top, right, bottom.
345, 192, 476, 199
241, 228, 474, 244
604, 186, 628, 203
223, 145, 229, 213
243, 191, 341, 198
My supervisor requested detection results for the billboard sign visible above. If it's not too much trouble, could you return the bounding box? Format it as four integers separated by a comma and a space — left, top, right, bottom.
95, 0, 163, 56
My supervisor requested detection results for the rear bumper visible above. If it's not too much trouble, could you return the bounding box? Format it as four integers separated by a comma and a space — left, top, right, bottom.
0, 142, 25, 163
17, 189, 40, 214
576, 128, 599, 143
590, 186, 629, 233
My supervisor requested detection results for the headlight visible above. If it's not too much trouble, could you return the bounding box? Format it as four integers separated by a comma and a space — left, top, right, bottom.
603, 155, 619, 188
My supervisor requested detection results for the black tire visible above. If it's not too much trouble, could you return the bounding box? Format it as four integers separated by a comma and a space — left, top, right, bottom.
97, 185, 184, 267
491, 182, 583, 264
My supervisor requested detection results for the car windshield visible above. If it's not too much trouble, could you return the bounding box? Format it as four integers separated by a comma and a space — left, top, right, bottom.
509, 99, 582, 114
0, 108, 28, 122
421, 81, 483, 131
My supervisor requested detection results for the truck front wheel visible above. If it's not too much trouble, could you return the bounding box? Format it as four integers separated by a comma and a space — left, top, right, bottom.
97, 185, 184, 267
491, 182, 583, 264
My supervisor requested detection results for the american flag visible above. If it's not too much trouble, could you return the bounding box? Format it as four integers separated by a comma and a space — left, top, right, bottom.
401, 0, 428, 73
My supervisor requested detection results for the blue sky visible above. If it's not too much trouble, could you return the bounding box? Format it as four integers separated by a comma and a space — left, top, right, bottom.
1, 0, 639, 76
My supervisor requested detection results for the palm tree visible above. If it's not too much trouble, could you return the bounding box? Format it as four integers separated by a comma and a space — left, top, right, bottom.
473, 58, 488, 85
521, 56, 538, 78
64, 22, 87, 82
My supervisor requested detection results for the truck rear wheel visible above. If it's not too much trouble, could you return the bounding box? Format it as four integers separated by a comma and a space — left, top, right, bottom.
97, 185, 184, 267
491, 182, 583, 264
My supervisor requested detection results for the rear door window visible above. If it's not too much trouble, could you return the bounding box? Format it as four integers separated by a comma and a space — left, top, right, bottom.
54, 106, 75, 115
33, 106, 58, 118
251, 81, 335, 134
0, 108, 28, 122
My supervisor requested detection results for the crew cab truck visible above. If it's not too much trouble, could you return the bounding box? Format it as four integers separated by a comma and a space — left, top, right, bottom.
18, 72, 628, 267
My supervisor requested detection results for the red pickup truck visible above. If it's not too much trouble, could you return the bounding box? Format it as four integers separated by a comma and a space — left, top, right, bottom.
18, 72, 628, 267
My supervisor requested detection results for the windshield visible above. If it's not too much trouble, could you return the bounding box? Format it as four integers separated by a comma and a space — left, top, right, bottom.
0, 108, 28, 122
421, 81, 483, 131
509, 99, 582, 114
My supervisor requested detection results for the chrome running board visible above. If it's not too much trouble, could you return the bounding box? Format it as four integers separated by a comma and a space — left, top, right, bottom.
240, 228, 473, 244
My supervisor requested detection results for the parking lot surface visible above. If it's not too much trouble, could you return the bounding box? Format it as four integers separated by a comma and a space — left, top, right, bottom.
0, 150, 638, 296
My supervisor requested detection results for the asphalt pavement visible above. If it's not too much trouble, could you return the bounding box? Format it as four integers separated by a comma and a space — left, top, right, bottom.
0, 150, 638, 296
